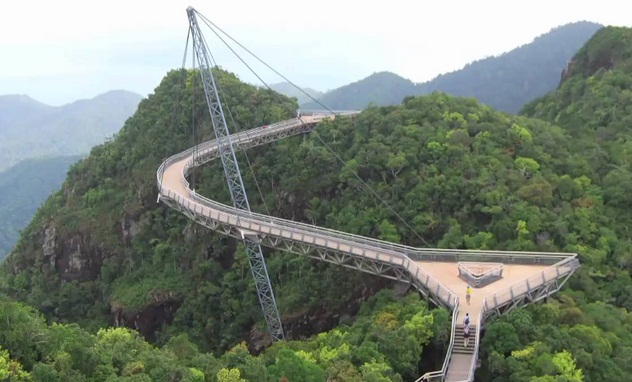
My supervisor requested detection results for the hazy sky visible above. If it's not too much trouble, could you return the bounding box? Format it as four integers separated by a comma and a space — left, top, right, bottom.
1, 0, 630, 106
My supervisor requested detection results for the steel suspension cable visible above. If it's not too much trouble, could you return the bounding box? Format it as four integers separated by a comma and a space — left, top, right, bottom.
310, 132, 431, 247
207, 55, 272, 216
197, 23, 271, 216
197, 12, 332, 111
194, 10, 429, 246
191, 29, 197, 191
161, 29, 192, 187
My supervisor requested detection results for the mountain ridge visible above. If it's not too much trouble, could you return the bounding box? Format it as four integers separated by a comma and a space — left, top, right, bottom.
0, 90, 139, 110
0, 89, 142, 172
300, 21, 603, 113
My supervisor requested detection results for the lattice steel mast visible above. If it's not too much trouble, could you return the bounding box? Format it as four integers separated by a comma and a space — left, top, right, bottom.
186, 7, 285, 341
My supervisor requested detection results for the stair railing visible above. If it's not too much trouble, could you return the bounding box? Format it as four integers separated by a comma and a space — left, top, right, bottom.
415, 298, 460, 382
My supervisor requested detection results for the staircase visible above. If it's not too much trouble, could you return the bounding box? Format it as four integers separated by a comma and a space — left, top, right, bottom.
452, 325, 475, 354
445, 325, 477, 381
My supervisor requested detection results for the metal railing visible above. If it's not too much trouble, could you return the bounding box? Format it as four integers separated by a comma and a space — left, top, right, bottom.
483, 255, 579, 312
458, 262, 504, 288
159, 182, 457, 307
463, 307, 483, 382
176, 126, 572, 277
408, 250, 568, 265
170, 120, 574, 270
415, 299, 460, 382
158, 118, 462, 307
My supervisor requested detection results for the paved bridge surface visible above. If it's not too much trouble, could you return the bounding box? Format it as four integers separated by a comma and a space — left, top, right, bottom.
157, 115, 580, 381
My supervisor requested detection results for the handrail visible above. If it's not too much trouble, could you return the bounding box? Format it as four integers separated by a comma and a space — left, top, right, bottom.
461, 307, 483, 382
157, 120, 576, 270
458, 262, 503, 288
163, 119, 574, 267
450, 256, 580, 381
171, 185, 457, 307
482, 255, 578, 312
415, 299, 460, 382
458, 262, 503, 279
158, 118, 460, 307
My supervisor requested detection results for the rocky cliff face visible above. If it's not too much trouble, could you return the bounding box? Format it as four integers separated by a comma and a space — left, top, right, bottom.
31, 213, 143, 283
111, 292, 182, 342
17, 205, 396, 349
560, 59, 576, 84
40, 224, 108, 282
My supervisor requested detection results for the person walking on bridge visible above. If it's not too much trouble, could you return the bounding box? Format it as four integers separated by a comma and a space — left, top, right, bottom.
463, 322, 470, 347
463, 313, 471, 347
466, 285, 472, 305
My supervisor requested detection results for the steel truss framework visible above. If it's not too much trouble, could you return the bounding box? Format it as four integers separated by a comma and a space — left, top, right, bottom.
482, 258, 580, 322
186, 7, 284, 341
160, 196, 447, 308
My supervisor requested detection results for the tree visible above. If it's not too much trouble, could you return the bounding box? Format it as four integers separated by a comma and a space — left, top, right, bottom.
378, 220, 401, 243
216, 368, 246, 382
267, 349, 326, 382
0, 346, 31, 381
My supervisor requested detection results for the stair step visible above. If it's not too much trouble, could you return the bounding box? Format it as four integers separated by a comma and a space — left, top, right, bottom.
452, 347, 475, 354
451, 325, 476, 355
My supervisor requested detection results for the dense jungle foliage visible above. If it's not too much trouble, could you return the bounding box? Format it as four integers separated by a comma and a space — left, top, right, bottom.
476, 26, 632, 382
0, 290, 442, 381
1, 25, 632, 381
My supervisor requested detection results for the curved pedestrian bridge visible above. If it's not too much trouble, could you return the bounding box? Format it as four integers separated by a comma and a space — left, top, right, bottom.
156, 114, 580, 381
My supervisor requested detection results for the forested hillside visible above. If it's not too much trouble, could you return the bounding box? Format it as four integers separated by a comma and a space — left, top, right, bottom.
0, 155, 82, 259
476, 26, 632, 382
303, 21, 602, 113
0, 90, 141, 172
2, 25, 632, 381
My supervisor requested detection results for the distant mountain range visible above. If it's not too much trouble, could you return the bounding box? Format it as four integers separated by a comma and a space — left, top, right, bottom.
297, 21, 603, 113
0, 155, 83, 259
0, 90, 142, 172
0, 90, 142, 258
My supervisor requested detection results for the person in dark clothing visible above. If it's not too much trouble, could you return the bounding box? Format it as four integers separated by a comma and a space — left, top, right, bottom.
463, 313, 471, 347
463, 323, 470, 347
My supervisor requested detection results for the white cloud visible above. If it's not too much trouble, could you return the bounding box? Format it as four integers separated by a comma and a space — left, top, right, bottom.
1, 0, 630, 105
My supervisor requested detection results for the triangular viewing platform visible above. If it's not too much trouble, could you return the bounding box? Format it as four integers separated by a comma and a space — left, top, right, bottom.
413, 250, 579, 382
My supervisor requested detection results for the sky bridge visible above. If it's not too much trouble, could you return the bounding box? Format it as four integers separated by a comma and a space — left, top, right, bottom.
156, 115, 579, 382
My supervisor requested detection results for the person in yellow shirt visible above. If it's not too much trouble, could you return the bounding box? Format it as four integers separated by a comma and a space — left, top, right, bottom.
466, 285, 472, 305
